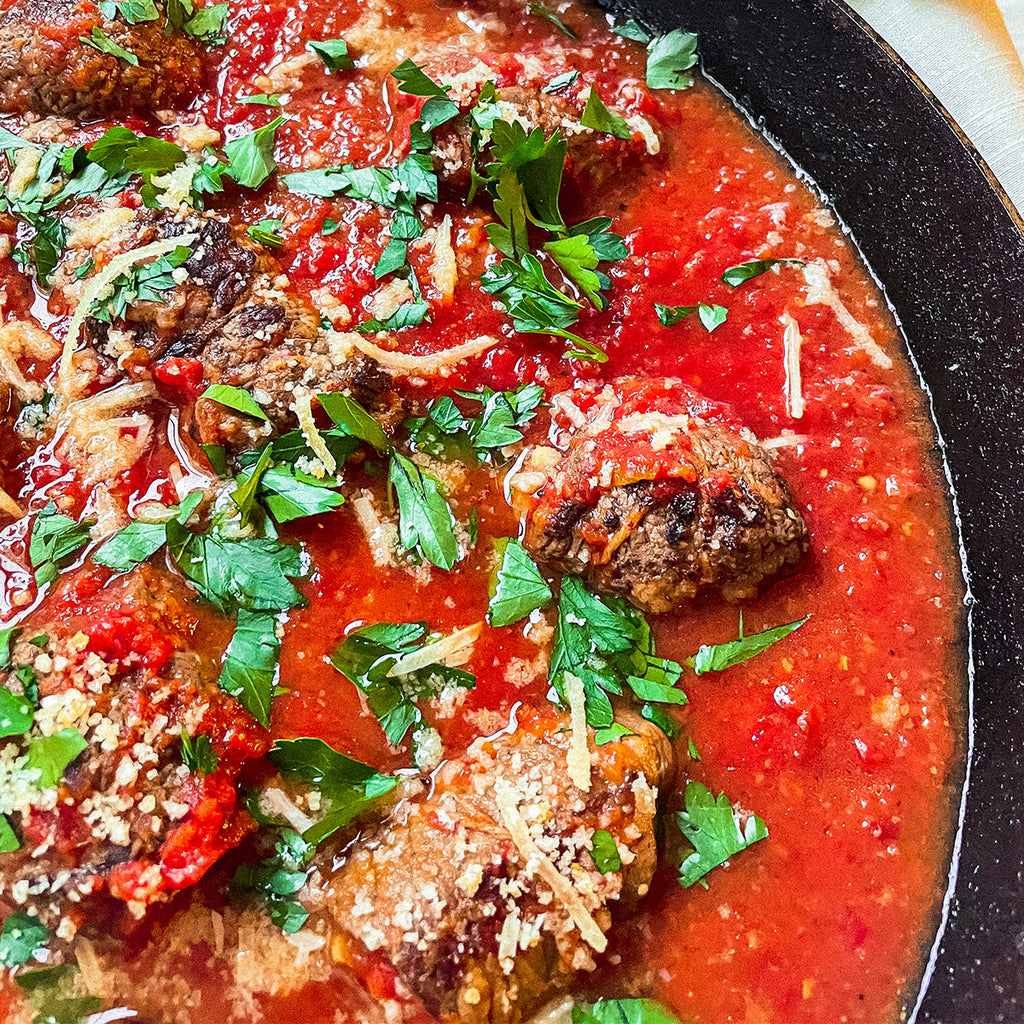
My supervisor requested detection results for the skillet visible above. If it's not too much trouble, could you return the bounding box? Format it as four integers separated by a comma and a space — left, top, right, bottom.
593, 0, 1024, 1019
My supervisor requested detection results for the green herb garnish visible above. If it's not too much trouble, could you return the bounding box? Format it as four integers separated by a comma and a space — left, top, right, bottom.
488, 539, 552, 627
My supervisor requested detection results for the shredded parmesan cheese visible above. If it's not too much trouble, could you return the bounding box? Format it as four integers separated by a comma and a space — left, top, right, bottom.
389, 622, 482, 676
781, 314, 805, 419
57, 235, 198, 403
430, 214, 458, 304
293, 393, 336, 475
802, 260, 893, 369
349, 333, 499, 375
563, 672, 591, 793
494, 780, 608, 953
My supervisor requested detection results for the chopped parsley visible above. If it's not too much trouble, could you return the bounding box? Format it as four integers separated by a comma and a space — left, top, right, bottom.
389, 453, 460, 570
589, 829, 622, 873
655, 301, 728, 332
15, 964, 102, 1024
404, 383, 544, 464
645, 30, 700, 90
164, 0, 230, 44
180, 729, 219, 775
28, 503, 95, 585
353, 300, 430, 333
0, 913, 49, 966
217, 610, 281, 727
232, 828, 314, 933
88, 244, 193, 323
79, 26, 140, 65
239, 93, 283, 106
391, 58, 460, 131
97, 0, 159, 23
221, 116, 285, 189
199, 383, 270, 421
247, 217, 284, 247
676, 781, 768, 888
0, 689, 34, 739
542, 70, 579, 93
0, 815, 19, 853
580, 88, 632, 139
573, 998, 684, 1024
720, 257, 806, 287
690, 613, 810, 674
268, 736, 398, 844
330, 621, 475, 753
549, 577, 686, 732
27, 729, 88, 789
488, 539, 552, 627
307, 37, 355, 71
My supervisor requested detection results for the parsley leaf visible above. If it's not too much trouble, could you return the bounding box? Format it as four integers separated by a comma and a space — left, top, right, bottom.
88, 244, 193, 322
247, 217, 284, 246
222, 116, 284, 189
612, 20, 652, 43
389, 454, 460, 570
528, 3, 578, 38
180, 729, 220, 774
165, 522, 306, 613
0, 626, 19, 668
405, 383, 543, 464
690, 614, 810, 674
199, 383, 270, 421
0, 689, 34, 738
580, 89, 632, 139
97, 0, 158, 23
27, 728, 88, 789
676, 781, 768, 888
257, 465, 346, 524
573, 998, 683, 1024
589, 828, 622, 873
0, 815, 18, 853
330, 621, 475, 749
16, 964, 102, 1023
488, 539, 552, 627
29, 503, 94, 585
269, 737, 398, 844
165, 0, 229, 43
550, 577, 686, 730
542, 70, 579, 93
218, 610, 280, 727
79, 26, 139, 65
318, 391, 393, 452
353, 300, 430, 333
93, 491, 202, 571
543, 233, 612, 311
239, 93, 282, 106
232, 828, 313, 933
720, 258, 806, 287
390, 59, 459, 131
0, 914, 48, 967
645, 30, 699, 90
307, 37, 355, 71
655, 301, 728, 332
481, 254, 606, 362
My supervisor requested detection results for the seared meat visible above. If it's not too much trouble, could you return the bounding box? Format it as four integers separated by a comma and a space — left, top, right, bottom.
319, 705, 673, 1023
510, 377, 809, 613
432, 83, 657, 193
78, 207, 399, 447
0, 564, 268, 931
0, 0, 204, 117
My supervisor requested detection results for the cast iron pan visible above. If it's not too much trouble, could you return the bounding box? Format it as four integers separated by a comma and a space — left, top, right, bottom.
592, 0, 1024, 1020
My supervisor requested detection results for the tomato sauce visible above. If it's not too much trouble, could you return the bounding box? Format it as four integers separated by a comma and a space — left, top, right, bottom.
0, 0, 964, 1021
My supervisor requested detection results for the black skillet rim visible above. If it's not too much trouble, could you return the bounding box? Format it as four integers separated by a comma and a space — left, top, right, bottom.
592, 0, 1024, 1019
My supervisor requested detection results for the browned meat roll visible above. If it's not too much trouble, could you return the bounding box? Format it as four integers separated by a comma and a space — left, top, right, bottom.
0, 564, 269, 932
0, 0, 204, 117
509, 377, 809, 613
319, 705, 674, 1024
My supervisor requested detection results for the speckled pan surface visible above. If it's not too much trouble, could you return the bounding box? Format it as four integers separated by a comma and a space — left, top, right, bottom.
594, 0, 1024, 1018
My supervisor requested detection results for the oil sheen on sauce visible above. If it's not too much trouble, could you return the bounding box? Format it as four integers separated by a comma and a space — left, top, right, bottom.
0, 0, 964, 1021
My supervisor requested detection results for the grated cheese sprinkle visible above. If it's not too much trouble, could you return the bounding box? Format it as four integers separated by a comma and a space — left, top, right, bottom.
293, 393, 336, 475
389, 622, 482, 676
781, 314, 805, 419
494, 779, 608, 953
349, 333, 499, 375
563, 672, 591, 792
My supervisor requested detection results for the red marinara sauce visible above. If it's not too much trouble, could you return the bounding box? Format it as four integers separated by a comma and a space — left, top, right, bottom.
0, 0, 964, 1021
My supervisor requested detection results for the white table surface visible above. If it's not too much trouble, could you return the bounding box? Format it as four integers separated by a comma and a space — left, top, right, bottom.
848, 0, 1024, 218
